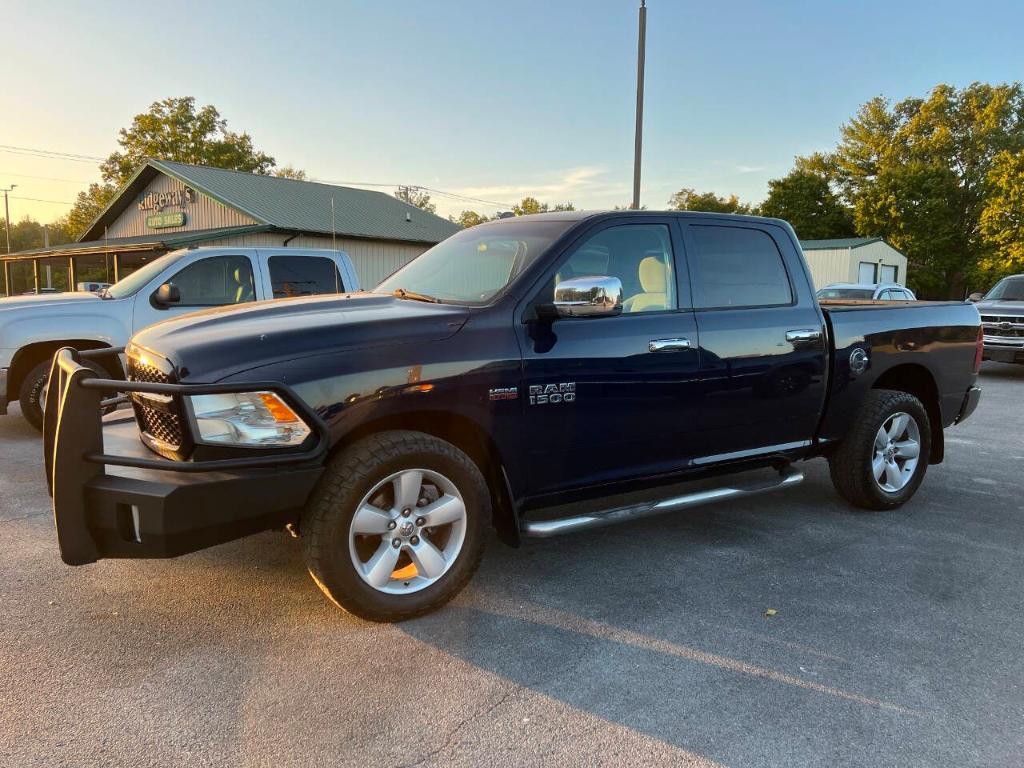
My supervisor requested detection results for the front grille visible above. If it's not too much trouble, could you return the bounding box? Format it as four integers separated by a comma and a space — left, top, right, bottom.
981, 315, 1024, 339
127, 354, 184, 449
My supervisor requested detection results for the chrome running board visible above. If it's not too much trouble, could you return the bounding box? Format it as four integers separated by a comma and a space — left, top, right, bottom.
520, 467, 804, 538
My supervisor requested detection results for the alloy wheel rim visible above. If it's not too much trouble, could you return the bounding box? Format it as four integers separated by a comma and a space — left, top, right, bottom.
872, 411, 921, 493
348, 468, 467, 595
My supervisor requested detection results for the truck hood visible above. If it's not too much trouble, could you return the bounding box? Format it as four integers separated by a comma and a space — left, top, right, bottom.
976, 300, 1024, 315
130, 293, 470, 381
0, 292, 102, 313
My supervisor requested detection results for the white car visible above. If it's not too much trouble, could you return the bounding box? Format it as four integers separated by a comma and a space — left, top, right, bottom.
817, 283, 917, 301
0, 246, 359, 429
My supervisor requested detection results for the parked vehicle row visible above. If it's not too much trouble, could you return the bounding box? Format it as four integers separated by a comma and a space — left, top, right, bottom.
0, 247, 359, 429
970, 274, 1024, 366
45, 211, 983, 622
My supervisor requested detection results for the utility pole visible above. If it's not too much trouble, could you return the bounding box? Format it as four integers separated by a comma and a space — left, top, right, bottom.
1, 184, 16, 253
631, 0, 647, 210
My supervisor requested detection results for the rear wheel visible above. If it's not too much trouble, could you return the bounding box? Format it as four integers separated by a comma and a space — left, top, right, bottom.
301, 431, 488, 622
829, 389, 931, 510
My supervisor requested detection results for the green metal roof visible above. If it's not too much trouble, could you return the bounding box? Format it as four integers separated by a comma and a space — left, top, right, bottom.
81, 160, 460, 245
3, 225, 273, 260
799, 237, 884, 251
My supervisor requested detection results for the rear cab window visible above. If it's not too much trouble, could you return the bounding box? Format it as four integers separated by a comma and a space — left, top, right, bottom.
268, 255, 345, 298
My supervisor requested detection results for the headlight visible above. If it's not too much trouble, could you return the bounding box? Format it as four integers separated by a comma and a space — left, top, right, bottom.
189, 392, 311, 447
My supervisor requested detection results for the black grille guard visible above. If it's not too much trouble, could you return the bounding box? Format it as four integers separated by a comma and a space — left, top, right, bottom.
44, 347, 330, 498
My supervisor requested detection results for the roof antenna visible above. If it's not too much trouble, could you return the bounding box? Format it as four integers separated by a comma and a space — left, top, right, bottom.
331, 196, 336, 251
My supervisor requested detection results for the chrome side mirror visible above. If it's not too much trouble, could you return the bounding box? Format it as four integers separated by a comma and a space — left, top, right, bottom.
151, 282, 181, 309
553, 276, 623, 318
968, 292, 984, 303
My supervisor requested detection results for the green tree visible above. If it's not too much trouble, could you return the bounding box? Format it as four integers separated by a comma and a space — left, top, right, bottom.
511, 197, 575, 215
830, 83, 1024, 298
64, 97, 279, 239
979, 149, 1024, 277
1, 216, 74, 253
394, 186, 436, 214
273, 166, 308, 180
667, 188, 751, 214
758, 168, 855, 239
453, 210, 492, 228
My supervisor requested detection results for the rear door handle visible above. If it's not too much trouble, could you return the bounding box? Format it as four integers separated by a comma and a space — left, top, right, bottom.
649, 338, 692, 353
785, 329, 822, 344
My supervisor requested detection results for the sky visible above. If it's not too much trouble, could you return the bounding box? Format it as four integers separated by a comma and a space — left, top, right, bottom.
5, 0, 1024, 224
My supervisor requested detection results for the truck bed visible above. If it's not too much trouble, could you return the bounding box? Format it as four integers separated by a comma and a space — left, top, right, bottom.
817, 300, 981, 450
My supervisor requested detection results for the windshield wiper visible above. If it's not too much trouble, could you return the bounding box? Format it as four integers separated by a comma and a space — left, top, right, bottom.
392, 288, 441, 304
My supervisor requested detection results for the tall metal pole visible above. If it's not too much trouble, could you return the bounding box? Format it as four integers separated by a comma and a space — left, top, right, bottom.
631, 1, 647, 210
1, 185, 16, 253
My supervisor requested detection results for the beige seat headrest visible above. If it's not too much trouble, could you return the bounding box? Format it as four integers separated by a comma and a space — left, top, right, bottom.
638, 256, 666, 293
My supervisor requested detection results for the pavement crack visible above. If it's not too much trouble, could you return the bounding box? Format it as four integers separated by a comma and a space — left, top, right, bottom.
396, 684, 521, 768
0, 512, 48, 524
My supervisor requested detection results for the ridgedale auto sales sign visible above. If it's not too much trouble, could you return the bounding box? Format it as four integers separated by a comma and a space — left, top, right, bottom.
138, 186, 195, 229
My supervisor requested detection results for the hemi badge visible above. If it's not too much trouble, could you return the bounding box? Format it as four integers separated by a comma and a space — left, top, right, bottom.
488, 387, 518, 401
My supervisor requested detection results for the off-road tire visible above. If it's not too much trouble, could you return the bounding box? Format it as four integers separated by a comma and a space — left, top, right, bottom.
20, 356, 109, 431
301, 430, 488, 622
829, 389, 931, 510
19, 360, 55, 431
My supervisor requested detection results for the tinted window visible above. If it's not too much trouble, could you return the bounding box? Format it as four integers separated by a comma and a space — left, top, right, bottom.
985, 277, 1024, 301
169, 255, 255, 306
691, 226, 791, 309
817, 288, 874, 300
269, 256, 344, 298
552, 224, 677, 313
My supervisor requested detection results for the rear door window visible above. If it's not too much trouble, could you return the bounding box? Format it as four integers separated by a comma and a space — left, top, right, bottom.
268, 255, 344, 298
690, 225, 792, 309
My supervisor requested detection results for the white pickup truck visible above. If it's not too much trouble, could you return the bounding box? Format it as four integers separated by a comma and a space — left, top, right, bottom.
0, 246, 360, 429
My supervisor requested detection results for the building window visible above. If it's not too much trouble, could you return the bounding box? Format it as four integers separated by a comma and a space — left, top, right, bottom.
38, 257, 71, 292
8, 261, 35, 294
74, 254, 115, 289
268, 255, 345, 297
858, 262, 878, 284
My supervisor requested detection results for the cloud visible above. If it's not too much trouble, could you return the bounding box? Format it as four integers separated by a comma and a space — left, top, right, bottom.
450, 166, 631, 208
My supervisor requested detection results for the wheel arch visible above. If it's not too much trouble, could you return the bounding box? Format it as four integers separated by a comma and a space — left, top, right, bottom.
7, 340, 122, 401
872, 363, 943, 464
337, 411, 521, 546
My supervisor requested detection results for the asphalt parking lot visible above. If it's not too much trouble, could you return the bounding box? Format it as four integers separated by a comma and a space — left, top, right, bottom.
2, 363, 1023, 768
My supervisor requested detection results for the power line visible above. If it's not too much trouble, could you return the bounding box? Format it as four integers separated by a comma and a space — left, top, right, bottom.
0, 144, 104, 163
10, 195, 75, 205
0, 171, 93, 185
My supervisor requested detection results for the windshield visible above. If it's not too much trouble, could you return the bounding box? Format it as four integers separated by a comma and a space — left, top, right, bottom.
985, 276, 1024, 301
104, 252, 179, 299
376, 220, 574, 304
817, 288, 875, 300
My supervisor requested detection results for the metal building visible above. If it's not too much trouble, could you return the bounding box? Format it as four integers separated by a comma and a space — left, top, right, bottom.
799, 237, 909, 289
0, 160, 460, 295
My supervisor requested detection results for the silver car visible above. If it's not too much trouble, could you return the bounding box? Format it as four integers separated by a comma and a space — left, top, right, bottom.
817, 283, 917, 301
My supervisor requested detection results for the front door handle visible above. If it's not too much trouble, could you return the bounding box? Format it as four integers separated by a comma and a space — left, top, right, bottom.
649, 338, 692, 353
785, 329, 822, 345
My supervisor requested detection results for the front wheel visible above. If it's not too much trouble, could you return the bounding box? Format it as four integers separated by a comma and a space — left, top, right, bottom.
301, 431, 488, 622
829, 389, 931, 510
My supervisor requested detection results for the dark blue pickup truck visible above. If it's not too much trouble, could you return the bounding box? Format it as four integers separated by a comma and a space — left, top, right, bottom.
46, 211, 983, 621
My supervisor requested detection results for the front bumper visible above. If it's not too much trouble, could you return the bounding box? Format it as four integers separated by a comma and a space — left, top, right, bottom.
45, 348, 328, 566
982, 340, 1024, 364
